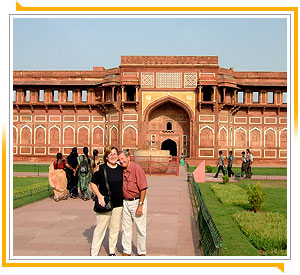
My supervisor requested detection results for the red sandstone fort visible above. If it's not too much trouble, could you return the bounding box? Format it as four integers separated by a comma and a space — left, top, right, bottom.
12, 56, 287, 166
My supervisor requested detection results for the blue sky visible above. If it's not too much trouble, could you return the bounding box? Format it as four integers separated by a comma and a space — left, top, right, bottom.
13, 17, 287, 71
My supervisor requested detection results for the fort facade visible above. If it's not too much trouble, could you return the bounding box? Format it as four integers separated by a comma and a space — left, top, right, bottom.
13, 56, 287, 166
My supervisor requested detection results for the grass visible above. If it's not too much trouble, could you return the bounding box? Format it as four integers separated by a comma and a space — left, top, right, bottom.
13, 164, 50, 173
197, 180, 287, 256
13, 177, 53, 209
197, 182, 259, 256
210, 183, 249, 207
188, 165, 287, 176
232, 211, 287, 256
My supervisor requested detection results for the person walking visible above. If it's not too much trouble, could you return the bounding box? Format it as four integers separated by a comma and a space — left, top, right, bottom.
49, 152, 69, 202
118, 150, 148, 256
213, 150, 226, 178
246, 149, 253, 178
227, 150, 235, 177
66, 147, 79, 199
91, 149, 102, 174
90, 146, 124, 256
77, 147, 92, 201
241, 151, 247, 177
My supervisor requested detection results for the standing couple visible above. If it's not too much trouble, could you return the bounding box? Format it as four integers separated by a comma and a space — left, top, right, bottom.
90, 147, 148, 256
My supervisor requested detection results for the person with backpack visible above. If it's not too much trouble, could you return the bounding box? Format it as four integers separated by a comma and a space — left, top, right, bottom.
78, 147, 93, 201
246, 149, 253, 178
48, 152, 71, 202
66, 147, 79, 199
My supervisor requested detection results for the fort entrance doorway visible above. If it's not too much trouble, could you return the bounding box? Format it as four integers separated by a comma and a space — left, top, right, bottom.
144, 98, 191, 157
161, 139, 177, 156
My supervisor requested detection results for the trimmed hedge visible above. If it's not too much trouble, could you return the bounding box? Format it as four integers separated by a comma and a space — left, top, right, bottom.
210, 183, 249, 207
232, 211, 287, 255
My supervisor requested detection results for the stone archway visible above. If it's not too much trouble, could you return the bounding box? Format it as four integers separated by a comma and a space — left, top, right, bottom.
143, 96, 193, 157
161, 139, 177, 156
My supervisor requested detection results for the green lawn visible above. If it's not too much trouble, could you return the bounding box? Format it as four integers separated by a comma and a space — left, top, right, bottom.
197, 180, 287, 256
13, 164, 50, 173
13, 177, 53, 208
188, 165, 287, 176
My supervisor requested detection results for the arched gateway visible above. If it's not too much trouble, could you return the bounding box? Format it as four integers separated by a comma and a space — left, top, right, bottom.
143, 96, 194, 157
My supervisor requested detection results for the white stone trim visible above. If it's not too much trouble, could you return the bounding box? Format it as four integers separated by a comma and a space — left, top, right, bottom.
49, 115, 61, 122
234, 117, 247, 124
63, 115, 75, 122
20, 146, 32, 155
63, 125, 75, 144
49, 125, 61, 145
20, 125, 32, 144
233, 127, 247, 147
110, 125, 119, 145
279, 150, 287, 158
122, 124, 138, 146
264, 127, 277, 147
77, 125, 90, 145
199, 148, 215, 158
34, 115, 47, 122
13, 125, 18, 145
20, 115, 32, 122
92, 126, 105, 146
264, 117, 277, 124
249, 117, 262, 124
264, 149, 277, 158
199, 126, 215, 146
219, 126, 228, 146
92, 116, 105, 122
34, 147, 47, 155
279, 128, 287, 148
249, 127, 262, 147
78, 115, 90, 123
122, 114, 138, 121
48, 147, 61, 156
13, 115, 18, 122
199, 115, 215, 122
34, 125, 47, 145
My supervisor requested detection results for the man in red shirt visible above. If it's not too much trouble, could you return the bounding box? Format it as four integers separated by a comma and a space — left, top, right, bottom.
118, 150, 148, 256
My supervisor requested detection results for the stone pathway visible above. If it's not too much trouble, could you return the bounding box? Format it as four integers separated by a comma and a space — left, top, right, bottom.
13, 166, 200, 257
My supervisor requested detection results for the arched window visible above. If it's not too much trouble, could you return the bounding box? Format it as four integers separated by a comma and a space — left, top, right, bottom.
166, 122, 172, 131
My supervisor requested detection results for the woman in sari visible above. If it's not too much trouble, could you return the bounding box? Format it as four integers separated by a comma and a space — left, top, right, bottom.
78, 147, 92, 201
49, 152, 69, 202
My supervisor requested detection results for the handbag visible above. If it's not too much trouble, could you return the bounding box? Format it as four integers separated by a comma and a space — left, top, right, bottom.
93, 166, 113, 213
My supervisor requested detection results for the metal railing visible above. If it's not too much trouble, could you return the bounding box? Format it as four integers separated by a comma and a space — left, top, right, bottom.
188, 173, 223, 256
13, 185, 54, 209
132, 156, 179, 176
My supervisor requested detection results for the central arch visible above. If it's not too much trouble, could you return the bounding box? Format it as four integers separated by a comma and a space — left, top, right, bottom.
161, 139, 177, 156
143, 95, 194, 157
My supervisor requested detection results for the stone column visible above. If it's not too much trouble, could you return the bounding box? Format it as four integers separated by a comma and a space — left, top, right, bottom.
102, 88, 105, 103
223, 87, 226, 103
213, 86, 216, 102
199, 86, 202, 103
112, 86, 115, 102
135, 86, 139, 102
234, 89, 237, 103
121, 86, 125, 102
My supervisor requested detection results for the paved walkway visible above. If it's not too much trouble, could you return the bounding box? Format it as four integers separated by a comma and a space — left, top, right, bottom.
13, 167, 200, 256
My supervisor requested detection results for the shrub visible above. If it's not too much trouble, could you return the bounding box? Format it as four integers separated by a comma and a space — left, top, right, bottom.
232, 211, 287, 255
206, 165, 213, 173
247, 181, 264, 212
210, 183, 249, 207
222, 174, 230, 184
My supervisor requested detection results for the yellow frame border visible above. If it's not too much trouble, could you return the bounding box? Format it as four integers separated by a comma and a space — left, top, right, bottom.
4, 3, 297, 272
